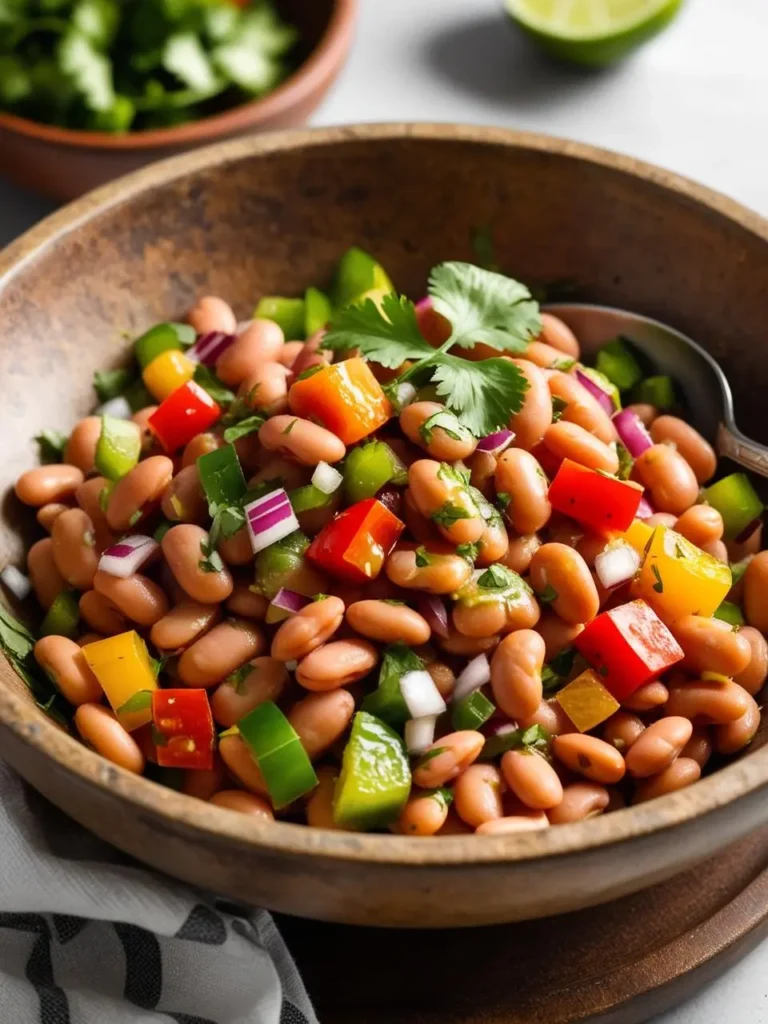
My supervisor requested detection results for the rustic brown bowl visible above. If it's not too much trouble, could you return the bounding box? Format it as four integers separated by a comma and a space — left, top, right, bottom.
2, 124, 768, 928
0, 0, 356, 202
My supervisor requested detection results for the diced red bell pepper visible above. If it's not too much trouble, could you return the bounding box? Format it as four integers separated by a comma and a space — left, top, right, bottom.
148, 381, 221, 453
152, 688, 215, 770
307, 498, 404, 583
574, 599, 683, 702
288, 357, 392, 445
549, 458, 643, 535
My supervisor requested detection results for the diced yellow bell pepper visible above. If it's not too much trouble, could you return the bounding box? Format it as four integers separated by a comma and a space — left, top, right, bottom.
555, 669, 620, 732
142, 349, 196, 402
631, 525, 731, 621
622, 518, 654, 556
82, 631, 158, 731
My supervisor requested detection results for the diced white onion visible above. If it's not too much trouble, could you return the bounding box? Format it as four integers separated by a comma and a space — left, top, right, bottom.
237, 320, 254, 335
1, 565, 31, 601
405, 715, 437, 755
400, 670, 447, 719
395, 382, 417, 409
311, 461, 343, 495
453, 653, 491, 702
96, 396, 132, 420
98, 535, 159, 578
595, 541, 641, 590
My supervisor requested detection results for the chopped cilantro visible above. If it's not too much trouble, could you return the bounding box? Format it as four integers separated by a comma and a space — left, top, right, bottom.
415, 546, 431, 568
282, 418, 298, 435
227, 664, 252, 694
223, 415, 265, 443
456, 541, 481, 563
477, 563, 517, 590
616, 442, 634, 481
651, 563, 664, 593
199, 536, 224, 573
551, 395, 568, 423
538, 583, 558, 604
419, 409, 467, 445
431, 502, 472, 529
193, 365, 235, 406
34, 430, 67, 464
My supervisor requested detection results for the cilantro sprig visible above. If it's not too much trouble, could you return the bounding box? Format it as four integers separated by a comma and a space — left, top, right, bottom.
322, 262, 537, 436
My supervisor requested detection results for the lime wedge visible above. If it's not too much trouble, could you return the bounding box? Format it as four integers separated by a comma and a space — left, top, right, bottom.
505, 0, 683, 66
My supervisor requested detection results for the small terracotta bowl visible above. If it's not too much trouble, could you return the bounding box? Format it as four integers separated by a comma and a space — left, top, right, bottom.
2, 124, 768, 928
0, 0, 356, 201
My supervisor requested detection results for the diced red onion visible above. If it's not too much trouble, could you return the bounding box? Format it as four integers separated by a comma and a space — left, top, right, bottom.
612, 408, 653, 458
476, 429, 515, 456
96, 396, 132, 419
99, 535, 159, 578
735, 517, 762, 545
245, 488, 299, 554
636, 495, 655, 520
400, 670, 447, 719
416, 595, 449, 640
595, 542, 641, 590
574, 369, 614, 416
375, 486, 402, 516
453, 653, 491, 702
1, 565, 31, 601
405, 715, 438, 755
187, 331, 236, 366
311, 461, 342, 495
271, 588, 310, 614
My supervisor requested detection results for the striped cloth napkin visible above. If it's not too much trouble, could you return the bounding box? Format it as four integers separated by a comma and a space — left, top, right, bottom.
0, 760, 317, 1024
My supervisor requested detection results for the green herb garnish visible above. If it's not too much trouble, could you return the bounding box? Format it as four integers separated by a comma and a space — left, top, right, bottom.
456, 541, 481, 563
93, 367, 134, 403
651, 564, 664, 593
34, 430, 67, 464
431, 502, 471, 529
223, 415, 265, 443
551, 395, 568, 423
193, 365, 235, 406
199, 536, 224, 574
227, 663, 252, 695
538, 583, 558, 604
419, 409, 467, 445
477, 564, 517, 590
415, 547, 431, 568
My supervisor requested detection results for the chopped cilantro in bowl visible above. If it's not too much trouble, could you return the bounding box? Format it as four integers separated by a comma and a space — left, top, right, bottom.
0, 0, 298, 133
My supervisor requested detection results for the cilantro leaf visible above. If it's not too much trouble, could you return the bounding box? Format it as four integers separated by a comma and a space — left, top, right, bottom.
193, 364, 235, 406
323, 294, 433, 369
431, 502, 471, 529
415, 547, 431, 568
58, 28, 114, 111
35, 430, 67, 464
212, 8, 294, 94
551, 395, 567, 423
456, 541, 481, 563
428, 262, 540, 353
419, 409, 470, 445
163, 32, 220, 92
199, 535, 224, 574
538, 583, 558, 604
227, 663, 252, 694
477, 564, 518, 590
223, 415, 264, 443
616, 442, 634, 481
430, 355, 528, 437
651, 564, 664, 593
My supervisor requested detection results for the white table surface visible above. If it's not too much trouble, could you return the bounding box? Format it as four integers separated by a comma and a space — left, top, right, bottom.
2, 0, 768, 1019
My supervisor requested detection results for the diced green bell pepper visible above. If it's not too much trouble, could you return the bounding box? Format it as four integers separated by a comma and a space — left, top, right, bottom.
289, 484, 332, 515
332, 247, 394, 308
361, 643, 421, 726
714, 600, 745, 627
255, 297, 306, 340
452, 690, 495, 731
253, 530, 311, 598
595, 338, 643, 392
134, 323, 195, 369
197, 444, 247, 512
95, 415, 141, 481
238, 701, 317, 809
343, 441, 407, 503
630, 375, 676, 411
40, 590, 80, 639
304, 287, 332, 337
702, 473, 764, 541
333, 711, 411, 830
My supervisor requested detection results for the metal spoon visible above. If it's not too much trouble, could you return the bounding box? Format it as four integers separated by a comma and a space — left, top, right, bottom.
545, 304, 768, 479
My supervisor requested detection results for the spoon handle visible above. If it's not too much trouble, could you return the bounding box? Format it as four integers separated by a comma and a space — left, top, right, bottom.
717, 423, 768, 479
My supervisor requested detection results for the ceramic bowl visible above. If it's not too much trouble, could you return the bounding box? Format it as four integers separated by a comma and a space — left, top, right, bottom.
0, 0, 356, 201
1, 124, 768, 928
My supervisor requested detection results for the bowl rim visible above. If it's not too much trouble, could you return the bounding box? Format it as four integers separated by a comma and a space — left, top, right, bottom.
0, 0, 356, 151
3, 121, 768, 867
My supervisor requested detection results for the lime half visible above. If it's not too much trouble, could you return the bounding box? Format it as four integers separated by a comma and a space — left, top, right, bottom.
505, 0, 684, 66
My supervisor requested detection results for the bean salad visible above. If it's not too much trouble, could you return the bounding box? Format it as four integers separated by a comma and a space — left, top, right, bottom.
7, 248, 768, 837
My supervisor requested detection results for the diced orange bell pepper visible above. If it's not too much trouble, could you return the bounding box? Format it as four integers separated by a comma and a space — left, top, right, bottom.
631, 526, 732, 620
574, 599, 683, 702
142, 349, 196, 401
307, 498, 404, 583
548, 459, 644, 535
82, 631, 158, 730
288, 357, 392, 445
555, 670, 620, 732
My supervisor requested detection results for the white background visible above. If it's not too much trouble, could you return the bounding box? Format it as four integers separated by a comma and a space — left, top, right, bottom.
3, 0, 768, 1019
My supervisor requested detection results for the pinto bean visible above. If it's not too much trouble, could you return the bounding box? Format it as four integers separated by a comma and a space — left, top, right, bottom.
386, 548, 472, 594
426, 661, 456, 700
495, 449, 551, 535
412, 731, 485, 788
602, 712, 645, 753
106, 455, 174, 531
178, 620, 264, 687
16, 464, 84, 507
210, 791, 274, 820
508, 359, 553, 451
454, 764, 504, 827
400, 402, 477, 461
161, 465, 207, 524
650, 416, 717, 483
210, 656, 288, 727
79, 590, 126, 635
547, 371, 616, 445
518, 699, 577, 737
477, 813, 550, 834
547, 782, 610, 823
501, 750, 563, 810
75, 476, 114, 549
306, 768, 342, 830
675, 505, 724, 548
27, 538, 65, 610
150, 601, 220, 652
217, 528, 254, 567
408, 459, 484, 545
187, 295, 237, 335
346, 600, 430, 645
671, 614, 752, 677
51, 508, 99, 589
622, 680, 669, 712
295, 638, 378, 692
34, 635, 102, 706
543, 421, 619, 474
226, 586, 269, 621
680, 727, 713, 769
539, 314, 580, 359
501, 533, 542, 576
288, 689, 355, 760
237, 361, 291, 416
396, 789, 451, 836
279, 340, 304, 369
438, 628, 501, 657
633, 758, 701, 803
75, 704, 144, 774
258, 415, 345, 465
271, 597, 345, 662
490, 629, 545, 720
625, 717, 693, 777
182, 432, 223, 468
553, 734, 626, 784
665, 678, 751, 724
218, 733, 268, 796
524, 341, 571, 369
64, 417, 102, 474
714, 695, 761, 755
162, 524, 233, 604
93, 570, 168, 627
182, 756, 226, 801
468, 449, 498, 499
735, 627, 768, 696
529, 543, 599, 625
633, 445, 699, 515
36, 503, 69, 532
744, 552, 768, 633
